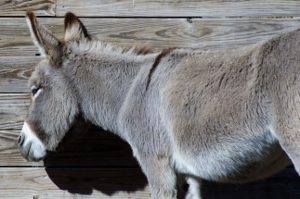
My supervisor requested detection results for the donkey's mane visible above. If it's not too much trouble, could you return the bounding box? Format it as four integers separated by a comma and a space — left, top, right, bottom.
67, 39, 154, 58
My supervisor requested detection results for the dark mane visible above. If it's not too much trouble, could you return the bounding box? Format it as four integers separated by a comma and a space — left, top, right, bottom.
123, 43, 154, 55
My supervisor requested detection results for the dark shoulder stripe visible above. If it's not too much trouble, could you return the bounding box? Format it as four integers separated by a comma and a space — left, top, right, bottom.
145, 48, 176, 91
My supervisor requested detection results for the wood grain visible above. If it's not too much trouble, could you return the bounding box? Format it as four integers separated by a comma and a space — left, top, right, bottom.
2, 18, 300, 57
0, 0, 55, 16
0, 94, 29, 130
0, 18, 297, 83
0, 57, 36, 93
0, 167, 150, 198
0, 18, 53, 57
0, 167, 300, 198
1, 18, 300, 94
57, 0, 300, 17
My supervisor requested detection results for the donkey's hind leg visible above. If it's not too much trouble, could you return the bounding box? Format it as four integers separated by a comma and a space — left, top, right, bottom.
273, 91, 300, 176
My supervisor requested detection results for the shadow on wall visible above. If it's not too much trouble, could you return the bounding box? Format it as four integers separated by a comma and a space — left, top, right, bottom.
202, 168, 300, 199
43, 127, 300, 198
45, 167, 148, 196
44, 126, 148, 196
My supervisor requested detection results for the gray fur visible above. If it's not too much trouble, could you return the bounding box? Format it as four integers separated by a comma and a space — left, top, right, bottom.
18, 11, 300, 198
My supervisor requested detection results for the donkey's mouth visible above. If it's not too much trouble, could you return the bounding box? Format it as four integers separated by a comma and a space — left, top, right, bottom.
28, 156, 46, 162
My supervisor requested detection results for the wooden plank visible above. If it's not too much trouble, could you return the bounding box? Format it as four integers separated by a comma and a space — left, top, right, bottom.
0, 0, 55, 16
0, 167, 300, 198
2, 18, 300, 58
0, 57, 37, 93
0, 167, 150, 198
78, 18, 299, 50
2, 18, 300, 93
57, 0, 300, 17
0, 94, 29, 130
0, 18, 49, 57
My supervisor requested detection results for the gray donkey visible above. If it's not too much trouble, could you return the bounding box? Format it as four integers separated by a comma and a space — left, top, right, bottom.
18, 11, 300, 198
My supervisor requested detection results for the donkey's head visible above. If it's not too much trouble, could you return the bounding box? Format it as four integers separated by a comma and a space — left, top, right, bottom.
18, 11, 90, 162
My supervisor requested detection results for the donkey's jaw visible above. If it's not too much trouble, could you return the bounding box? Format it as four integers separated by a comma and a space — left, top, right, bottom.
18, 122, 46, 162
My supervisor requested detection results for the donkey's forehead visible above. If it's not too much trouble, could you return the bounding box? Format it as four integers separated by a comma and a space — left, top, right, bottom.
29, 59, 53, 85
32, 59, 51, 73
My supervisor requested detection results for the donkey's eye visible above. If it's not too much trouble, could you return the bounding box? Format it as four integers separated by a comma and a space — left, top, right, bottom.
31, 87, 40, 96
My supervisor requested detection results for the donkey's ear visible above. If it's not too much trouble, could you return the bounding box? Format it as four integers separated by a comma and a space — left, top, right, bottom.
64, 12, 90, 41
26, 11, 61, 58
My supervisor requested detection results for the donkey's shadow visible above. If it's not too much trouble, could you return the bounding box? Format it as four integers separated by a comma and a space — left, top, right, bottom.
44, 126, 148, 196
44, 126, 300, 198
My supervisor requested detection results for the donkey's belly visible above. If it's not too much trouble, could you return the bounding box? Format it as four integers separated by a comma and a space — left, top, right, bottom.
223, 150, 291, 183
172, 136, 291, 183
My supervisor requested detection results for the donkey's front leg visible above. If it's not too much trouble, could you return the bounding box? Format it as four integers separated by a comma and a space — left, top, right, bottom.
177, 174, 202, 199
136, 153, 177, 199
185, 176, 202, 199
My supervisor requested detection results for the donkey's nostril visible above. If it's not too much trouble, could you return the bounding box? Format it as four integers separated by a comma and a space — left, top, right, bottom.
18, 134, 25, 146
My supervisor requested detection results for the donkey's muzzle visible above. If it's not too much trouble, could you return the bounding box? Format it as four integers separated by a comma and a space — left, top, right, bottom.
18, 133, 46, 162
18, 122, 47, 162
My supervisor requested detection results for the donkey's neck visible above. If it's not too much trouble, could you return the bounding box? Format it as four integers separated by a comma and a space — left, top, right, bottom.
64, 40, 158, 134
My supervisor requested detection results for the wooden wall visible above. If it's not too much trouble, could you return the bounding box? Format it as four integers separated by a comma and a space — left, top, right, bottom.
1, 0, 300, 198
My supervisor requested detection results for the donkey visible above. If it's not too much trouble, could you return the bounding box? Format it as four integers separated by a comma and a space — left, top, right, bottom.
18, 11, 300, 198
